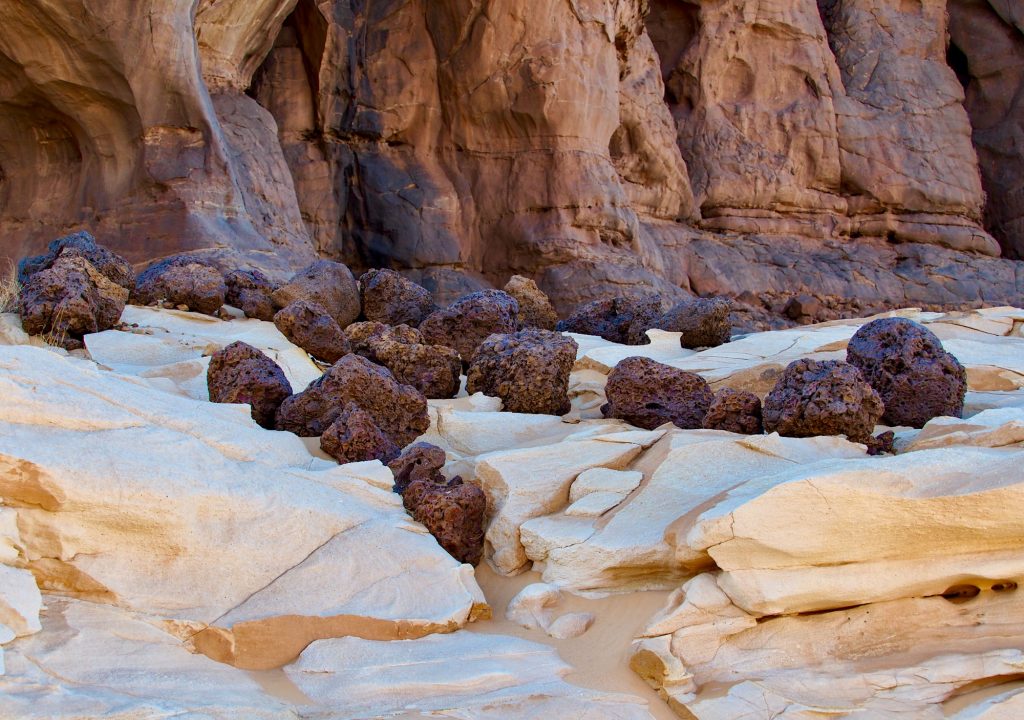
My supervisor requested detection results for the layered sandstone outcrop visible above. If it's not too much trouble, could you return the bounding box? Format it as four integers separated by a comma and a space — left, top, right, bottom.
0, 1, 1021, 312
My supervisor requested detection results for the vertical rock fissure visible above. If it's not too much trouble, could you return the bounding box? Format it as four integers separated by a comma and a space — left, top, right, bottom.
947, 0, 1024, 258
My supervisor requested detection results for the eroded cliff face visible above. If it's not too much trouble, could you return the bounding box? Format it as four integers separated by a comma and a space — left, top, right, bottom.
0, 0, 1021, 309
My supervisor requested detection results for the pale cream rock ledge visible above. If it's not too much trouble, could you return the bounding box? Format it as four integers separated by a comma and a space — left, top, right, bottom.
630, 439, 1024, 718
685, 445, 1024, 615
0, 597, 651, 719
85, 305, 323, 399
521, 431, 867, 595
0, 344, 485, 670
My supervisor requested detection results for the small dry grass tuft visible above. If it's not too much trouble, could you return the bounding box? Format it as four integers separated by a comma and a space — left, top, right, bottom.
0, 263, 19, 314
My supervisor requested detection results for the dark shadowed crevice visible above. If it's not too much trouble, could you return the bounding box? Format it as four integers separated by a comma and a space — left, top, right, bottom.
247, 0, 327, 135
947, 0, 1024, 258
288, 0, 328, 125
644, 0, 700, 106
946, 41, 971, 91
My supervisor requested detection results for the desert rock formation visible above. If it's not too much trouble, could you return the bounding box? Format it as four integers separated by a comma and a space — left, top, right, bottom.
0, 1, 1021, 313
2, 301, 1024, 718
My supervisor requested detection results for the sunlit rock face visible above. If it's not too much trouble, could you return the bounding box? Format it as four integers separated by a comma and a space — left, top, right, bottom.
1, 1, 1022, 312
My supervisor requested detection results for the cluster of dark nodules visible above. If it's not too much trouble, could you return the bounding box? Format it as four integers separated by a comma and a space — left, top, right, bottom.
388, 443, 487, 565
17, 232, 134, 350
601, 316, 966, 454
558, 294, 733, 349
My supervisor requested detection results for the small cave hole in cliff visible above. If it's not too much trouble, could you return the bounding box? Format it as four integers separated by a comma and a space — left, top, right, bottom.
645, 1, 700, 107
247, 0, 328, 136
946, 42, 971, 92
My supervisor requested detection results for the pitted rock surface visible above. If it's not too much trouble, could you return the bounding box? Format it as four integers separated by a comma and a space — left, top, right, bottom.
373, 339, 462, 400
345, 322, 423, 361
360, 269, 436, 328
271, 260, 361, 329
274, 300, 351, 364
275, 354, 428, 445
466, 330, 577, 415
602, 356, 714, 430
225, 269, 276, 321
846, 317, 967, 428
18, 232, 135, 292
131, 256, 227, 316
320, 402, 401, 464
207, 341, 292, 429
558, 296, 663, 345
419, 290, 520, 364
763, 359, 884, 443
504, 275, 558, 330
702, 388, 764, 435
866, 430, 896, 456
645, 297, 732, 349
389, 442, 448, 494
18, 255, 128, 350
403, 476, 487, 566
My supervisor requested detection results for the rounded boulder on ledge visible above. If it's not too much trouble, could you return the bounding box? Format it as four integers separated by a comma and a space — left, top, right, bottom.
846, 317, 967, 428
466, 329, 578, 415
207, 341, 293, 429
763, 358, 884, 443
601, 356, 714, 430
274, 354, 429, 445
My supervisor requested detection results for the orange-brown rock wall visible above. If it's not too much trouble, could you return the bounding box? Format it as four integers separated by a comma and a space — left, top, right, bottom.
0, 0, 1021, 311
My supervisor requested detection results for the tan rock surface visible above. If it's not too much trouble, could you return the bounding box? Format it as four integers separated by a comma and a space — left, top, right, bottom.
2, 1, 1023, 312
0, 343, 483, 669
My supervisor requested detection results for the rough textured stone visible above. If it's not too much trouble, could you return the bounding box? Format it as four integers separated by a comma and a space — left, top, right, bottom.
866, 430, 896, 456
504, 276, 558, 330
557, 296, 664, 345
763, 359, 884, 442
345, 321, 423, 361
360, 269, 436, 328
275, 353, 428, 445
132, 256, 227, 316
274, 300, 351, 364
466, 330, 578, 415
17, 232, 135, 292
783, 294, 825, 323
403, 477, 487, 566
207, 341, 292, 429
419, 291, 519, 364
320, 402, 401, 465
847, 317, 968, 428
225, 269, 276, 321
388, 442, 447, 494
636, 296, 732, 348
18, 255, 128, 350
702, 388, 764, 435
602, 356, 714, 430
272, 260, 361, 328
341, 321, 459, 398
373, 339, 462, 400
949, 0, 1024, 258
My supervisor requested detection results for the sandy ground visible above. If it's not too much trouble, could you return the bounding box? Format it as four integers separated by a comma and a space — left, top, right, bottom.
472, 564, 676, 720
246, 563, 676, 719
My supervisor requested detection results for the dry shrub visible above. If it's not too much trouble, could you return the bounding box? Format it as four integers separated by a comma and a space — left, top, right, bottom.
0, 263, 18, 314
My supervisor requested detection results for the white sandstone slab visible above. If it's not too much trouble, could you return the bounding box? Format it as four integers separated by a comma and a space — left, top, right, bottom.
86, 305, 322, 398
0, 345, 482, 669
